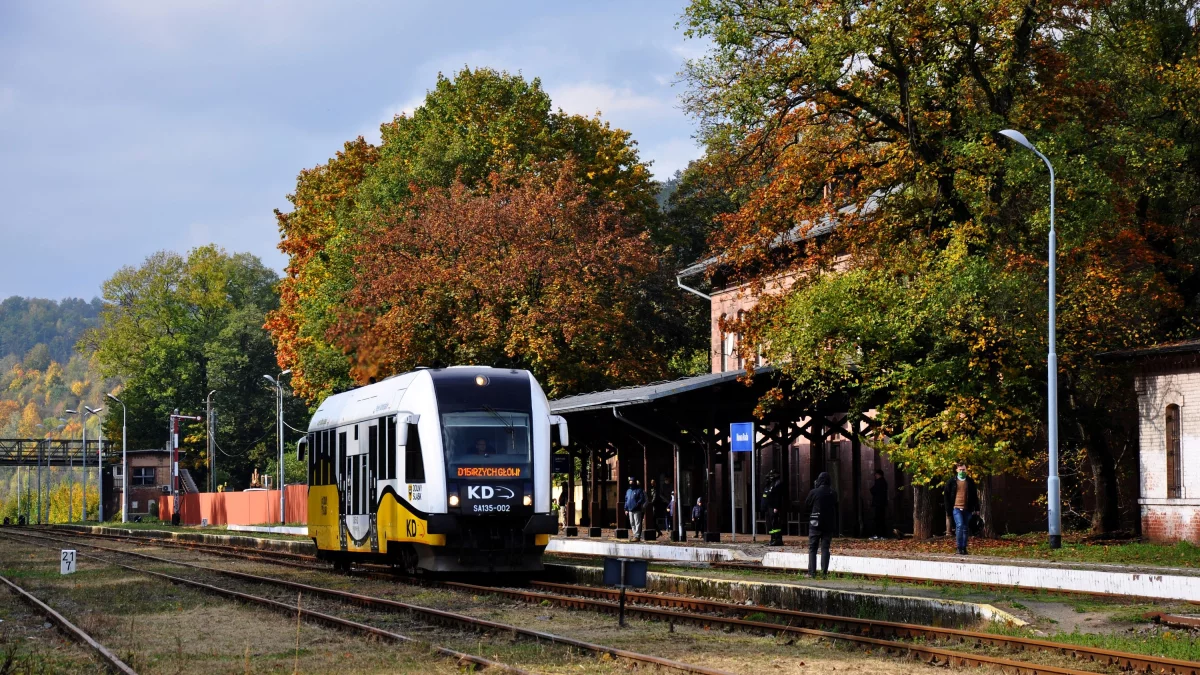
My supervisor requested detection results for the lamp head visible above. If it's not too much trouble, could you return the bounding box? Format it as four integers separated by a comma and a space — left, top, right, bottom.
106, 393, 121, 404
999, 129, 1036, 152
65, 409, 78, 414
85, 406, 103, 415
280, 369, 292, 377
263, 374, 276, 385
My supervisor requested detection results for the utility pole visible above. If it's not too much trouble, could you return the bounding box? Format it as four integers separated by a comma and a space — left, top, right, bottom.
107, 394, 127, 523
207, 390, 217, 493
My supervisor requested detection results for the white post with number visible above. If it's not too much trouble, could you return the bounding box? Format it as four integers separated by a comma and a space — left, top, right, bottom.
60, 549, 77, 575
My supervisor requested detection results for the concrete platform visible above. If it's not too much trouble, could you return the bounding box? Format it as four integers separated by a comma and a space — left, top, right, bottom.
226, 524, 309, 536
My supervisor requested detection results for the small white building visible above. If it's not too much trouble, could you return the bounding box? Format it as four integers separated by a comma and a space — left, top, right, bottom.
1121, 339, 1200, 543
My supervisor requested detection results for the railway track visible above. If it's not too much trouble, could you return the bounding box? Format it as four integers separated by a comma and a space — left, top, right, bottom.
0, 572, 138, 674
3, 530, 733, 675
39, 526, 1200, 675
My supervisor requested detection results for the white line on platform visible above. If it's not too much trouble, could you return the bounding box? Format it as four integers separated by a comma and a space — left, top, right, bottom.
762, 552, 1200, 602
225, 524, 309, 536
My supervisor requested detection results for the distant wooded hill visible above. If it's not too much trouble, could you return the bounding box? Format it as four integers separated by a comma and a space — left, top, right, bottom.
0, 296, 115, 440
0, 296, 103, 365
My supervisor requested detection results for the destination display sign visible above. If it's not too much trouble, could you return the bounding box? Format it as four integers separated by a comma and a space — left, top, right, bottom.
457, 466, 522, 478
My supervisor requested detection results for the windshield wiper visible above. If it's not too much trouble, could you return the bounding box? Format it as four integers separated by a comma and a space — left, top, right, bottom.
482, 405, 514, 434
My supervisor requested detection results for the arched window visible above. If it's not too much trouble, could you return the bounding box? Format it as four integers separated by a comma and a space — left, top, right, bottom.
1166, 404, 1183, 498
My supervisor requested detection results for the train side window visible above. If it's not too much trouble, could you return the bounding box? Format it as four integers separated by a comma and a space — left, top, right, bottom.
405, 422, 425, 484
386, 416, 397, 480
368, 424, 379, 487
307, 433, 316, 482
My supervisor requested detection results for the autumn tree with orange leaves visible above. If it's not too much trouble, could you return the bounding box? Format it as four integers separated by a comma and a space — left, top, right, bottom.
339, 164, 667, 397
684, 0, 1200, 534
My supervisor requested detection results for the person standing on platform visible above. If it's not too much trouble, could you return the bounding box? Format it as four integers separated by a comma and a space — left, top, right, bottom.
870, 469, 889, 539
805, 471, 839, 577
667, 490, 678, 541
624, 477, 647, 541
691, 497, 706, 538
646, 479, 660, 538
557, 484, 570, 528
762, 470, 786, 546
943, 462, 979, 555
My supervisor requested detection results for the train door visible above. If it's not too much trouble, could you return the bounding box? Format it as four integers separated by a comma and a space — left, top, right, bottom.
341, 423, 374, 547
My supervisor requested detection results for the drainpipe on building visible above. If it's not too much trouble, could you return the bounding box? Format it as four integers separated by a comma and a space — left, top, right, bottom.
612, 407, 683, 541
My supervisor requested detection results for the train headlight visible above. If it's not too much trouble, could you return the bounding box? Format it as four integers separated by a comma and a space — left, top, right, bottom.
448, 494, 460, 507
522, 495, 532, 507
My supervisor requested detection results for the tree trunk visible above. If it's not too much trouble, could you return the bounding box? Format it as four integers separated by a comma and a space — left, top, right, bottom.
1085, 428, 1121, 534
979, 476, 996, 538
912, 484, 937, 539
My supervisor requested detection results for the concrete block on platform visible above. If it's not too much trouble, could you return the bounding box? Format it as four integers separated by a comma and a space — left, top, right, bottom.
761, 552, 1200, 603
546, 563, 1019, 628
546, 537, 756, 562
226, 524, 308, 536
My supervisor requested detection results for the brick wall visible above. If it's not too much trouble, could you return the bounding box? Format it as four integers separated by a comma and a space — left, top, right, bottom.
1136, 368, 1200, 541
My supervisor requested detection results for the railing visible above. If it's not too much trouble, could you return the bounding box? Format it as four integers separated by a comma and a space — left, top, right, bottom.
0, 438, 119, 466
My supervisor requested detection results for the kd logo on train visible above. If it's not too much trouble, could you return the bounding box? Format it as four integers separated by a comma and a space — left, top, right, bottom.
466, 485, 514, 500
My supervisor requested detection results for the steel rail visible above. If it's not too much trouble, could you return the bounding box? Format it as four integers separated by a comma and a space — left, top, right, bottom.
6, 530, 733, 675
0, 574, 139, 675
522, 580, 1200, 675
32, 528, 1199, 675
1, 533, 526, 675
420, 579, 1124, 675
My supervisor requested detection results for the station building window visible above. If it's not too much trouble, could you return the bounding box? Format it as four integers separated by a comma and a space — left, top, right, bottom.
1166, 404, 1183, 498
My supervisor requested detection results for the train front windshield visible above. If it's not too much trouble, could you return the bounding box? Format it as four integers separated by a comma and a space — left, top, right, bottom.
442, 411, 532, 477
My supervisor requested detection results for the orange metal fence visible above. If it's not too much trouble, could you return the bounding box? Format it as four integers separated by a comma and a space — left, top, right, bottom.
159, 485, 307, 526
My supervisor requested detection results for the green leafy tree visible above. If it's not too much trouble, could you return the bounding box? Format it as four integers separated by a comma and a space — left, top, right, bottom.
84, 246, 294, 490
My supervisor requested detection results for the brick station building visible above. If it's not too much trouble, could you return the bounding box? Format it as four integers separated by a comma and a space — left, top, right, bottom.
1109, 339, 1200, 543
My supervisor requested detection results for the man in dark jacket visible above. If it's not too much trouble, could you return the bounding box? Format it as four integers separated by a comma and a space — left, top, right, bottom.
805, 472, 839, 577
762, 471, 786, 546
623, 478, 647, 541
646, 479, 660, 537
870, 469, 889, 539
943, 462, 980, 555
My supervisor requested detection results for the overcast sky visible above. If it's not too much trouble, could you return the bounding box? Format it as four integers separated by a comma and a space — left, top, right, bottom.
0, 1, 705, 300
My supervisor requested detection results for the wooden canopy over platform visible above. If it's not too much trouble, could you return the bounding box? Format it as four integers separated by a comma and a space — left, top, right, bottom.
549, 369, 886, 539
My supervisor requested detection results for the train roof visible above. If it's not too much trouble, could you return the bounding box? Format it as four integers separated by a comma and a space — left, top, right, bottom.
307, 366, 532, 431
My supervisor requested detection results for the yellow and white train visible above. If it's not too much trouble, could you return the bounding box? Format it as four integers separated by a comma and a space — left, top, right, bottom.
299, 366, 567, 572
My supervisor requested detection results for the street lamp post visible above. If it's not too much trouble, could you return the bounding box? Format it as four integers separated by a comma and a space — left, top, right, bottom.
263, 370, 291, 524
999, 128, 1062, 550
85, 406, 104, 521
106, 394, 127, 523
65, 406, 85, 522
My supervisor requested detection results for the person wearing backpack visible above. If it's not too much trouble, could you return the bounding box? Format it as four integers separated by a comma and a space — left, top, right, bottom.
804, 472, 839, 577
624, 477, 647, 541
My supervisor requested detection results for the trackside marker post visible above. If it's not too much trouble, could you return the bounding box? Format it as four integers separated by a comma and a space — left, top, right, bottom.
60, 549, 76, 575
604, 557, 648, 627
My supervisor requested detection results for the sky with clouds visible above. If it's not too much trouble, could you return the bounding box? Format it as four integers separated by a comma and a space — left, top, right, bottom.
0, 1, 706, 299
